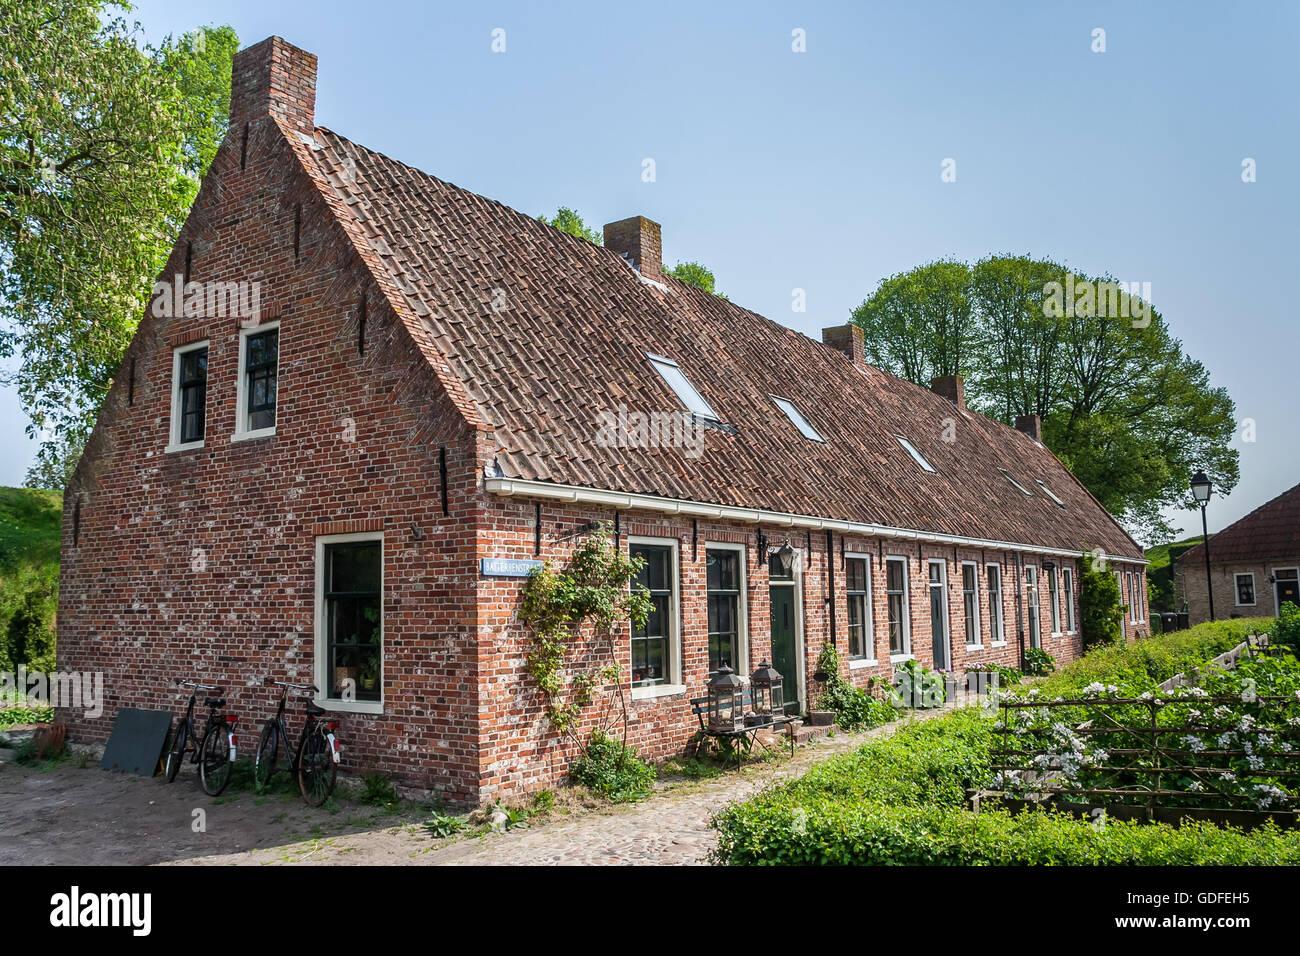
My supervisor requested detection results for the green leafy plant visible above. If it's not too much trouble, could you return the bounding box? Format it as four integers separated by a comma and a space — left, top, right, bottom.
518, 525, 650, 738
812, 645, 897, 730
568, 730, 656, 803
893, 658, 945, 708
358, 770, 397, 806
531, 789, 555, 813
1022, 647, 1057, 676
964, 660, 1022, 685
1275, 601, 1300, 653
423, 811, 467, 839
1079, 550, 1126, 649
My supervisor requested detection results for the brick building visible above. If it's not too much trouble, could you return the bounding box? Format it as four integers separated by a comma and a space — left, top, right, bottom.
1176, 481, 1300, 625
57, 37, 1148, 806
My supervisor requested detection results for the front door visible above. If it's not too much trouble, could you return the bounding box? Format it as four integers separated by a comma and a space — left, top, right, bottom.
1277, 569, 1300, 613
769, 586, 800, 714
929, 561, 950, 670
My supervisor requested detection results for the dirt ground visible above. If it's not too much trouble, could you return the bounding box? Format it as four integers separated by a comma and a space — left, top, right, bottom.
0, 709, 954, 866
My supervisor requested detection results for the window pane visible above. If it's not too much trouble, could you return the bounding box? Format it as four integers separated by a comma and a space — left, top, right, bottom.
706, 550, 738, 592
324, 540, 381, 701
847, 558, 866, 593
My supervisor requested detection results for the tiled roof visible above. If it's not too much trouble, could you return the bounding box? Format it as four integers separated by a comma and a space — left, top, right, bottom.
300, 125, 1144, 560
1179, 482, 1300, 566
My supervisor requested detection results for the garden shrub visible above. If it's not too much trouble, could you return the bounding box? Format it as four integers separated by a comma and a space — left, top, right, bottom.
1079, 556, 1125, 649
1022, 647, 1056, 676
568, 730, 656, 802
812, 645, 897, 731
1275, 602, 1300, 653
1032, 617, 1272, 699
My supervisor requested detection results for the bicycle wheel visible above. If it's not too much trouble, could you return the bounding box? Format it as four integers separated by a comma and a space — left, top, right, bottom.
253, 721, 278, 791
198, 722, 233, 797
164, 721, 188, 783
297, 729, 336, 807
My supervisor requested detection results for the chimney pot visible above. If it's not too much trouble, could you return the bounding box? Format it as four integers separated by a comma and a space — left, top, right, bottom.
603, 217, 662, 280
930, 375, 966, 409
1015, 414, 1043, 442
230, 36, 317, 134
822, 324, 867, 369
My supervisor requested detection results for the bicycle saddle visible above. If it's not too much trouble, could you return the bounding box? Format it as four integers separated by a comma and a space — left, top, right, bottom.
304, 701, 326, 716
205, 697, 226, 708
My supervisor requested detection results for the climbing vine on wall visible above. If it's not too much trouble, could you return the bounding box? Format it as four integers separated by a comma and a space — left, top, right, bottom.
518, 525, 651, 743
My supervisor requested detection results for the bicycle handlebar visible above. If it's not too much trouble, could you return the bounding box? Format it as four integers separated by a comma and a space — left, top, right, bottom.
174, 678, 222, 693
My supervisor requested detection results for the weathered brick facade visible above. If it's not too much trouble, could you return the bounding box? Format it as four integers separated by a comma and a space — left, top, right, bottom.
56, 37, 1149, 807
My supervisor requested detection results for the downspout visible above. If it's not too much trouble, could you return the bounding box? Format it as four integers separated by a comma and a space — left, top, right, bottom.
1014, 551, 1026, 669
825, 530, 836, 653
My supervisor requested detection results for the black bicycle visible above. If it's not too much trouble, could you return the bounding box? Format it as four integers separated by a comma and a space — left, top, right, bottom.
252, 678, 341, 806
164, 679, 238, 797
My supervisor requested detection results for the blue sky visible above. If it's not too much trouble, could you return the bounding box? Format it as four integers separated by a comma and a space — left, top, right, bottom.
3, 0, 1295, 538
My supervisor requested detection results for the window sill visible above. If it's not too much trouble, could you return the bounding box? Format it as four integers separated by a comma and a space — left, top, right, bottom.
231, 426, 276, 443
632, 683, 686, 701
965, 643, 982, 651
164, 441, 205, 455
889, 653, 914, 664
316, 698, 383, 716
849, 658, 877, 670
990, 641, 1008, 647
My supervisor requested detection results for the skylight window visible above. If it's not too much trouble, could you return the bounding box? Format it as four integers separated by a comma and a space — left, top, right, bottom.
647, 353, 719, 422
895, 435, 935, 473
1001, 469, 1033, 497
1036, 479, 1065, 507
772, 396, 823, 442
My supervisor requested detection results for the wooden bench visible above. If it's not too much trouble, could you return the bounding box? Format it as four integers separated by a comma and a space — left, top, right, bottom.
687, 691, 797, 768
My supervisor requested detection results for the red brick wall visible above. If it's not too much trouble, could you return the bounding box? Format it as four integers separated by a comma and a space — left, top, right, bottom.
56, 112, 484, 805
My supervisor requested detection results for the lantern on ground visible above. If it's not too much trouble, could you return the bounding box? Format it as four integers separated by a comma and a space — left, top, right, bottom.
751, 660, 784, 723
707, 664, 745, 733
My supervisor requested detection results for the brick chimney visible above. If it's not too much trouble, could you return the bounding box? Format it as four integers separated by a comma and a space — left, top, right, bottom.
1015, 414, 1042, 442
822, 325, 866, 369
930, 375, 965, 409
603, 217, 662, 280
230, 36, 317, 134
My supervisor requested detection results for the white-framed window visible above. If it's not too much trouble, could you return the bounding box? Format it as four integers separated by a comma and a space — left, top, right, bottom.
705, 543, 747, 676
1025, 565, 1041, 649
1047, 565, 1062, 635
885, 556, 911, 659
961, 561, 981, 647
1035, 479, 1065, 507
1063, 567, 1076, 633
314, 531, 383, 714
167, 340, 209, 453
895, 435, 936, 473
234, 320, 279, 440
927, 559, 951, 670
1002, 469, 1033, 497
630, 536, 682, 698
647, 353, 718, 422
846, 554, 874, 663
771, 395, 824, 442
1235, 573, 1256, 607
987, 563, 1006, 645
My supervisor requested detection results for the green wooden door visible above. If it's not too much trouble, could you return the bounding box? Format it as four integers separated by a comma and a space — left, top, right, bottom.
769, 586, 799, 714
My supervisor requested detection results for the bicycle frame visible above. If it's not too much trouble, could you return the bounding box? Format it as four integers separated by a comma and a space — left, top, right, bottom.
260, 681, 340, 770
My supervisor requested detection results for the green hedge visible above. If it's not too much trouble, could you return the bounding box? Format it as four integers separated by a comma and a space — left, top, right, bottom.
714, 799, 1300, 865
1031, 617, 1272, 699
712, 686, 1300, 865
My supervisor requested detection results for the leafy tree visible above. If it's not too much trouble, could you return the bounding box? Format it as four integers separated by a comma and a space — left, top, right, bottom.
537, 206, 602, 245
851, 256, 1239, 543
665, 260, 726, 298
0, 2, 237, 486
850, 259, 972, 383
1079, 552, 1125, 649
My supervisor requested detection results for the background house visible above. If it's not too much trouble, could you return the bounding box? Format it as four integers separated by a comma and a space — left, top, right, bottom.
1176, 480, 1300, 624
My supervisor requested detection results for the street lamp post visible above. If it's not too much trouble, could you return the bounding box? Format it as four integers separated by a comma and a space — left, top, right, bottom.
1190, 470, 1214, 622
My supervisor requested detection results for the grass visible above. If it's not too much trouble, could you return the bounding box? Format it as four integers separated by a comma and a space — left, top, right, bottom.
1145, 533, 1209, 615
0, 487, 62, 703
